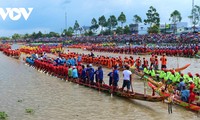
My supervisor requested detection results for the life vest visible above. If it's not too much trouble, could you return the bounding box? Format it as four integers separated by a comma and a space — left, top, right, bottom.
160, 56, 167, 65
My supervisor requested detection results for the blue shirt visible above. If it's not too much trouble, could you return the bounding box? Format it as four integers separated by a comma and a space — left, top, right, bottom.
72, 69, 78, 78
88, 68, 95, 81
181, 89, 190, 102
113, 70, 119, 82
178, 81, 185, 91
98, 69, 103, 80
81, 68, 86, 79
78, 56, 82, 62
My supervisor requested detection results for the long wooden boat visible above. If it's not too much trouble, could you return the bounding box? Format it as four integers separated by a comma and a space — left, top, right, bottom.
131, 64, 191, 79
147, 77, 200, 112
71, 80, 166, 102
165, 64, 191, 72
13, 56, 20, 59
24, 57, 167, 102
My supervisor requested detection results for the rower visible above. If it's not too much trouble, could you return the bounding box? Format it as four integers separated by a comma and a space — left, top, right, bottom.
160, 54, 167, 70
122, 65, 132, 93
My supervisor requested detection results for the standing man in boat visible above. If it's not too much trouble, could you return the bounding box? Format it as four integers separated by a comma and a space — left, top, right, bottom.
112, 65, 119, 91
122, 65, 132, 93
88, 64, 95, 85
160, 54, 167, 70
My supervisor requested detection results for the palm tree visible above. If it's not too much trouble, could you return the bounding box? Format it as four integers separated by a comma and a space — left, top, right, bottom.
169, 10, 182, 33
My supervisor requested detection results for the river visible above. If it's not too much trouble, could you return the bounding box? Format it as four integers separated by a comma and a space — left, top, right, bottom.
0, 46, 199, 120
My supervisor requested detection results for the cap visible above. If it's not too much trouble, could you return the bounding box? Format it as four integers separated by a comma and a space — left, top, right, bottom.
195, 73, 200, 77
189, 80, 194, 83
89, 64, 92, 67
188, 72, 193, 77
180, 73, 184, 77
72, 66, 76, 68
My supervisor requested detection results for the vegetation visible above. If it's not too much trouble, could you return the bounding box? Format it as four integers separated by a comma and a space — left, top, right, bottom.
133, 14, 142, 24
189, 5, 200, 32
144, 6, 160, 33
90, 18, 99, 32
169, 10, 182, 33
118, 12, 126, 28
1, 5, 199, 39
0, 112, 8, 120
73, 20, 80, 35
25, 108, 34, 114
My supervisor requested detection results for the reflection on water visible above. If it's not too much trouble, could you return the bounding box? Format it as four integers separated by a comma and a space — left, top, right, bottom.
0, 48, 199, 120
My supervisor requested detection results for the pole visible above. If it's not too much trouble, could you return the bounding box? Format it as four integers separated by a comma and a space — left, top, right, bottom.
192, 0, 195, 32
65, 12, 67, 30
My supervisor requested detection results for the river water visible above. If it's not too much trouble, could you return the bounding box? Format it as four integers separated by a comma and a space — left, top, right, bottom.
0, 46, 199, 120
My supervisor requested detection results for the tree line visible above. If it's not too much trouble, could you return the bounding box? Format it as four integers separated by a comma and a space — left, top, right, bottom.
1, 5, 200, 40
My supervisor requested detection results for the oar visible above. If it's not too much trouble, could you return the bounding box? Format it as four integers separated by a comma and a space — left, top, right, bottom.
111, 70, 114, 97
130, 74, 134, 93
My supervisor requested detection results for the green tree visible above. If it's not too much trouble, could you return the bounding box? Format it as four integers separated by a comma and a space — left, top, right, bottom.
133, 14, 142, 24
23, 33, 29, 39
169, 10, 182, 33
108, 15, 118, 31
68, 27, 74, 33
36, 31, 43, 38
116, 26, 123, 35
12, 33, 21, 40
84, 30, 94, 36
148, 25, 159, 33
189, 5, 200, 32
144, 6, 160, 33
74, 20, 80, 36
90, 18, 99, 32
118, 12, 126, 28
98, 15, 107, 32
123, 25, 131, 34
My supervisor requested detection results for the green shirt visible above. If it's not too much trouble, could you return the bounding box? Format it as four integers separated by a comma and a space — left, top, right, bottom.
68, 68, 73, 77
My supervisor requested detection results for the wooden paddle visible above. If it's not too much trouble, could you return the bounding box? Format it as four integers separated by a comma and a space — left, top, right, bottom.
130, 74, 134, 93
111, 70, 114, 97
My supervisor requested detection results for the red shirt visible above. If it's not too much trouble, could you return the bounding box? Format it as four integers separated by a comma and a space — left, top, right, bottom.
189, 83, 195, 92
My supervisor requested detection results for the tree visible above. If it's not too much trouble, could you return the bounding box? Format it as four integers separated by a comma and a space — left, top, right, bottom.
68, 27, 74, 33
84, 30, 94, 36
169, 10, 182, 33
23, 33, 29, 39
74, 20, 80, 36
98, 15, 107, 32
108, 15, 118, 31
36, 31, 43, 38
124, 25, 131, 34
118, 12, 126, 28
116, 27, 123, 35
189, 5, 200, 32
133, 14, 142, 24
148, 25, 159, 33
90, 18, 99, 32
12, 33, 21, 40
144, 6, 160, 33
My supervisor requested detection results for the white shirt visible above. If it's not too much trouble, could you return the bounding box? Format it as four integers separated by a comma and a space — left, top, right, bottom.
123, 70, 132, 81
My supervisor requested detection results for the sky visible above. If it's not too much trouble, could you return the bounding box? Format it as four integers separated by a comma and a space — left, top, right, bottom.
0, 0, 199, 37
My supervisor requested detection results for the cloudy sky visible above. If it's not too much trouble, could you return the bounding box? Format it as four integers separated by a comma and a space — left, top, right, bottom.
0, 0, 199, 36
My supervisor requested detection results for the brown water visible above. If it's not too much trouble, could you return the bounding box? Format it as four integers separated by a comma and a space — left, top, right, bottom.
0, 48, 199, 120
